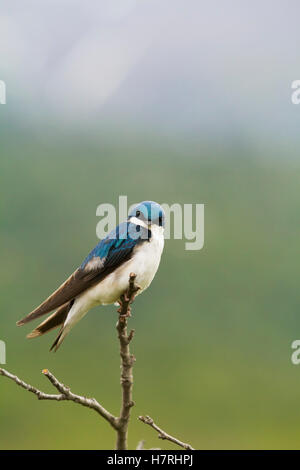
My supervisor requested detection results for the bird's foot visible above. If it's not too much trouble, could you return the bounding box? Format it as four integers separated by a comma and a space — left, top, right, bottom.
129, 285, 141, 304
117, 294, 132, 317
117, 304, 132, 317
116, 277, 141, 317
126, 306, 132, 317
130, 292, 138, 304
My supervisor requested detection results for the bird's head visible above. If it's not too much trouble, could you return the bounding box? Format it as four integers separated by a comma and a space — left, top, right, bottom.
128, 201, 165, 228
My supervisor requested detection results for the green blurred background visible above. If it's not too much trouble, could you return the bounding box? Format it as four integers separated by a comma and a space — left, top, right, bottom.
1, 0, 300, 450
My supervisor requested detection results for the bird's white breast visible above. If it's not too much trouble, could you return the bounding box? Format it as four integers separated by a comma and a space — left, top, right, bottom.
81, 223, 164, 307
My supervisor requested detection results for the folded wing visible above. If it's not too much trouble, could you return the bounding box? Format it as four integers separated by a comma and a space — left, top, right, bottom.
17, 222, 150, 326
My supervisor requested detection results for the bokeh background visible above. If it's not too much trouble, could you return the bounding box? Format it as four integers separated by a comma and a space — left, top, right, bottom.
1, 0, 300, 450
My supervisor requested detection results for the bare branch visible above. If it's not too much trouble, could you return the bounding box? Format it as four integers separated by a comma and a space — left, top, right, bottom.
115, 272, 140, 450
0, 367, 118, 429
0, 368, 65, 401
139, 415, 195, 450
42, 369, 118, 428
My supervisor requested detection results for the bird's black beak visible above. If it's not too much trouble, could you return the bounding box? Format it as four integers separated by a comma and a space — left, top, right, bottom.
159, 212, 163, 227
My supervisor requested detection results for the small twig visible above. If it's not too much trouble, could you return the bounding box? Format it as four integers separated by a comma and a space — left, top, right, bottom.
0, 368, 118, 430
0, 368, 65, 401
136, 440, 145, 450
136, 439, 161, 450
115, 272, 140, 450
139, 415, 195, 450
42, 369, 118, 428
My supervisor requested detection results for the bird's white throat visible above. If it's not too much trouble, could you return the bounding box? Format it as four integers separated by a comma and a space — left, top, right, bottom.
130, 216, 165, 237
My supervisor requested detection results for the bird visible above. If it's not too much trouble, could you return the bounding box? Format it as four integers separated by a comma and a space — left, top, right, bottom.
17, 201, 165, 351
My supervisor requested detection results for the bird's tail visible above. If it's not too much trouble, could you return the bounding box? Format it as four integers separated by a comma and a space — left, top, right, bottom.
50, 298, 90, 352
27, 303, 70, 340
49, 324, 72, 352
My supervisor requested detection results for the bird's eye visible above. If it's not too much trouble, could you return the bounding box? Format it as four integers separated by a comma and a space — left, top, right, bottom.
136, 210, 141, 217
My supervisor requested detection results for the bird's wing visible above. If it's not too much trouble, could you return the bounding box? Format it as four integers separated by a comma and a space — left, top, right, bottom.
17, 222, 151, 326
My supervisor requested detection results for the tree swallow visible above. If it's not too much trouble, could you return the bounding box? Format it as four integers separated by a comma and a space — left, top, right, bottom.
17, 201, 165, 351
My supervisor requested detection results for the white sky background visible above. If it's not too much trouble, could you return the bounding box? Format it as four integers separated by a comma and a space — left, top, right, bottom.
1, 0, 300, 141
